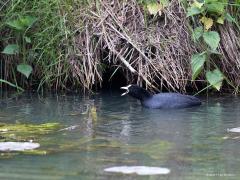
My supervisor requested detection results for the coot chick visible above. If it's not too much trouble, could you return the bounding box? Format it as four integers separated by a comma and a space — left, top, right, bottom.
121, 85, 201, 109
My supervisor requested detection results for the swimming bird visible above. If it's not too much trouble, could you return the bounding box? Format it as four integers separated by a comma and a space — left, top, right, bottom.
120, 85, 201, 109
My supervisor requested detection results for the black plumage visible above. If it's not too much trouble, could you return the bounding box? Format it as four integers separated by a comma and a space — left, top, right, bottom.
121, 85, 201, 109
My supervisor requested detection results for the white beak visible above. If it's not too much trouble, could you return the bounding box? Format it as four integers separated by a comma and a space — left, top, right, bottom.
120, 85, 131, 96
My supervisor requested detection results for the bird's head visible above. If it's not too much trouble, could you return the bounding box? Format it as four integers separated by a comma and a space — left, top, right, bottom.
120, 84, 151, 100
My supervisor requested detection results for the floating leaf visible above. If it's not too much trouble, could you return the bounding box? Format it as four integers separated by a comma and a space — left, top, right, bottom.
187, 7, 201, 17
206, 69, 224, 90
203, 31, 220, 50
192, 26, 203, 42
191, 52, 206, 80
17, 64, 33, 78
200, 16, 213, 31
2, 44, 19, 55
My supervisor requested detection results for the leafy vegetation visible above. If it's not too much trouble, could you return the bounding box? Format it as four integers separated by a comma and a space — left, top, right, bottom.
0, 0, 81, 91
188, 0, 225, 91
187, 0, 240, 92
0, 0, 240, 93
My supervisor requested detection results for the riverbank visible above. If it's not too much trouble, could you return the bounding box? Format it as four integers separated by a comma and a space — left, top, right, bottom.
1, 0, 239, 93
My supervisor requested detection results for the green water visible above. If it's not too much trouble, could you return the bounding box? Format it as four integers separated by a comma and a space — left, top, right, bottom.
0, 92, 240, 179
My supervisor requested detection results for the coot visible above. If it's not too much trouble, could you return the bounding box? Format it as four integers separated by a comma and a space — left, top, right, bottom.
121, 85, 201, 109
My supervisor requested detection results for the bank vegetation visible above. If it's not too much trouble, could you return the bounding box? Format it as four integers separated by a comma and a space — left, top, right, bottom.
0, 0, 240, 93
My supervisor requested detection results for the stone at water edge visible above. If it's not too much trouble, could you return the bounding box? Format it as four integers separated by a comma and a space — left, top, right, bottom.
227, 127, 240, 133
104, 166, 170, 175
0, 142, 40, 151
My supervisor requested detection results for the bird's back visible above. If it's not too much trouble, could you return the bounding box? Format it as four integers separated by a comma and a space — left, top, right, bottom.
142, 93, 201, 109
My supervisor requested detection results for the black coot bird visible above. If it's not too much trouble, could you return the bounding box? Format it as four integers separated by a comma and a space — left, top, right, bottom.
120, 85, 201, 109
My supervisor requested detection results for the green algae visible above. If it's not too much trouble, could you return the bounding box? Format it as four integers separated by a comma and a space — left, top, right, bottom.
136, 140, 173, 160
0, 122, 61, 141
0, 122, 61, 157
22, 149, 48, 155
0, 121, 173, 162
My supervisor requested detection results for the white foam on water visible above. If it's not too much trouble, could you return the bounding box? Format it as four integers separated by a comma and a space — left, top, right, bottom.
227, 127, 240, 133
0, 142, 40, 151
104, 166, 170, 175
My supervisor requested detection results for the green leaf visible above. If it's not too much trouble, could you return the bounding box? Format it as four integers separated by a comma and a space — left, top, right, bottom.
206, 69, 224, 91
6, 20, 24, 30
2, 44, 19, 55
24, 36, 31, 43
192, 26, 203, 42
17, 64, 33, 79
203, 31, 220, 50
192, 0, 204, 8
147, 3, 161, 15
160, 0, 169, 7
21, 16, 37, 28
217, 16, 225, 24
6, 16, 37, 31
191, 52, 207, 80
206, 2, 225, 15
187, 7, 202, 17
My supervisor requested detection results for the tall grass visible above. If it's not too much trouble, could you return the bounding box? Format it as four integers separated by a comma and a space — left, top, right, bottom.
0, 0, 97, 91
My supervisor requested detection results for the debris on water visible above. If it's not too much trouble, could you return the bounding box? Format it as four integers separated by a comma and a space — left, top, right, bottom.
0, 142, 40, 151
104, 166, 170, 175
23, 149, 47, 155
90, 106, 97, 122
232, 136, 240, 139
227, 127, 240, 133
68, 112, 81, 116
59, 125, 80, 131
222, 136, 229, 140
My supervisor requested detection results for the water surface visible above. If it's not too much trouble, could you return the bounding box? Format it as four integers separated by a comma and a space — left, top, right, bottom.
0, 92, 240, 179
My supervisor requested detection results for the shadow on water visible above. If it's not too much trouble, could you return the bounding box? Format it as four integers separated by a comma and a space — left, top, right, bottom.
0, 91, 240, 179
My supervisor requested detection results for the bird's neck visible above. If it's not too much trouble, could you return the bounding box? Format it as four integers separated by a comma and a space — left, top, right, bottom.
138, 89, 152, 101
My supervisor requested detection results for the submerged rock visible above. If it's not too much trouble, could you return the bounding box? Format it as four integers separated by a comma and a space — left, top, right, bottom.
104, 166, 170, 175
0, 142, 40, 151
227, 127, 240, 133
